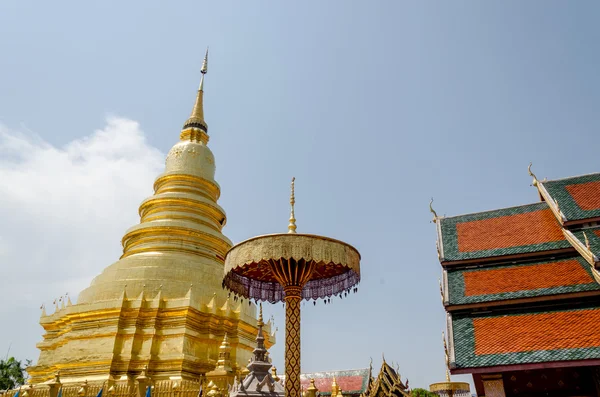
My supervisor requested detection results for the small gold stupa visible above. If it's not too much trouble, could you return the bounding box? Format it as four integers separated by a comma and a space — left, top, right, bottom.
28, 49, 274, 384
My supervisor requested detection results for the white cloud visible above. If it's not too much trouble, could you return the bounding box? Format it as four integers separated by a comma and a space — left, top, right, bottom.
0, 117, 164, 362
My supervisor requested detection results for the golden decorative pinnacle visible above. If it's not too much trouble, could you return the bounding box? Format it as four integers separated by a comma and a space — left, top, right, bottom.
288, 177, 297, 234
528, 162, 539, 187
182, 47, 209, 135
199, 47, 208, 91
258, 302, 264, 326
442, 332, 450, 382
430, 198, 438, 223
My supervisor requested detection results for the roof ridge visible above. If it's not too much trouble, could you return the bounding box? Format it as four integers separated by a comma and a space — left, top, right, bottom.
541, 172, 600, 184
441, 201, 546, 221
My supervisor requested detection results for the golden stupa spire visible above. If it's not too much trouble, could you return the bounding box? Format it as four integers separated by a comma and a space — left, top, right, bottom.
182, 47, 209, 138
258, 302, 264, 327
288, 177, 297, 233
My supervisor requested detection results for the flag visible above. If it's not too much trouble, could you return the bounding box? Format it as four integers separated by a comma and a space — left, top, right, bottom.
13, 391, 19, 397
57, 387, 63, 397
145, 386, 151, 397
197, 385, 203, 397
96, 388, 103, 397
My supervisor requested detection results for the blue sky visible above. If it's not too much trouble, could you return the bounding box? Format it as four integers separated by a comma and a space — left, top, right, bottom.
1, 0, 600, 389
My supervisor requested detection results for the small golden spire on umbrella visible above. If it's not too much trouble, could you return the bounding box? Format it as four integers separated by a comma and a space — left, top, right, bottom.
288, 177, 297, 234
223, 180, 360, 397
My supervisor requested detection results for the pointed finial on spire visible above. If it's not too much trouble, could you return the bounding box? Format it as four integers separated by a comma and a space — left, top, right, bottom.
288, 177, 297, 233
258, 302, 264, 327
182, 47, 210, 137
199, 47, 209, 91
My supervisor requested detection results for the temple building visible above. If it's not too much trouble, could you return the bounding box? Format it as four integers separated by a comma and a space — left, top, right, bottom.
433, 168, 600, 396
27, 50, 274, 385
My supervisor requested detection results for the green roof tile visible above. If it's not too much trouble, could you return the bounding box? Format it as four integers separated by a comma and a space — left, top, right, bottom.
440, 202, 571, 262
447, 257, 600, 305
452, 305, 600, 369
541, 173, 600, 222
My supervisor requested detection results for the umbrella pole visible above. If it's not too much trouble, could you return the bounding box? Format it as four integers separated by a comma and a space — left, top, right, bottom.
284, 286, 303, 397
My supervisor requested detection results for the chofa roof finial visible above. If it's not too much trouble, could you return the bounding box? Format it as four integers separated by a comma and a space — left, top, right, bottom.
528, 162, 539, 187
429, 198, 438, 223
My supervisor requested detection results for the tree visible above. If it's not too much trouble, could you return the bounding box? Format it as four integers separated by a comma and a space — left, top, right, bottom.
411, 388, 438, 397
0, 357, 31, 390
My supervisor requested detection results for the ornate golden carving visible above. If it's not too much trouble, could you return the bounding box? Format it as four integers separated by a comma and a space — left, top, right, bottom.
225, 234, 360, 278
284, 289, 302, 397
288, 177, 297, 234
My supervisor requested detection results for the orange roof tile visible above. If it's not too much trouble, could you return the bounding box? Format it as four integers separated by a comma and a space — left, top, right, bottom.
566, 181, 600, 211
463, 259, 594, 296
456, 208, 563, 253
473, 308, 600, 355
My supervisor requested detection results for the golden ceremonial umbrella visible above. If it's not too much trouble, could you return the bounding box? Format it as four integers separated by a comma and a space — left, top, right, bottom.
223, 178, 361, 397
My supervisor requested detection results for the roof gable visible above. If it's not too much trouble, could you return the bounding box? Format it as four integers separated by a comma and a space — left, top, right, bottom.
439, 202, 571, 263
292, 369, 370, 395
451, 305, 600, 370
447, 257, 600, 306
540, 173, 600, 223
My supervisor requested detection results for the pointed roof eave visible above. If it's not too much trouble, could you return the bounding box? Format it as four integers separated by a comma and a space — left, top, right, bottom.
562, 229, 600, 269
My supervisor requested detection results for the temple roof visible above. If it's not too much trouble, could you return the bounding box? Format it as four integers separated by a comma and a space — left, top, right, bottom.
446, 256, 600, 306
437, 168, 600, 373
361, 361, 409, 397
451, 304, 600, 371
569, 226, 600, 265
280, 369, 370, 396
538, 173, 600, 224
438, 202, 572, 264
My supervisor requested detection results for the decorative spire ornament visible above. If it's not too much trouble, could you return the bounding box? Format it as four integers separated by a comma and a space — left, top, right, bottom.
183, 47, 210, 135
288, 177, 297, 233
223, 176, 361, 397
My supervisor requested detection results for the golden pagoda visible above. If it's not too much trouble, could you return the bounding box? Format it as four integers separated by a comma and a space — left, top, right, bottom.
28, 49, 274, 384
